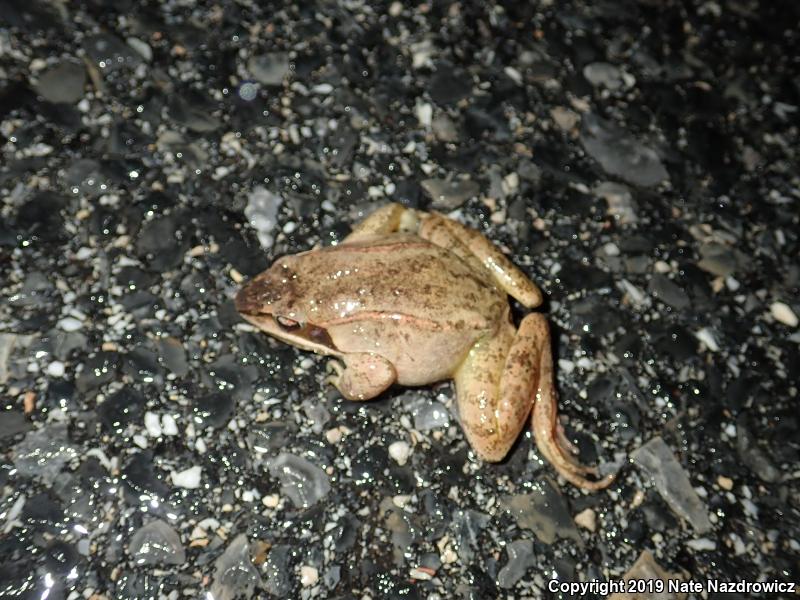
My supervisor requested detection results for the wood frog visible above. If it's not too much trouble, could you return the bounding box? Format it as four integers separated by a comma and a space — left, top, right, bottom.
236, 203, 613, 490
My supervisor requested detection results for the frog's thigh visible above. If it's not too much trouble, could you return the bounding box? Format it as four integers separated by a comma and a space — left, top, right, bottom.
326, 353, 396, 401
453, 320, 536, 462
420, 213, 542, 308
342, 203, 417, 242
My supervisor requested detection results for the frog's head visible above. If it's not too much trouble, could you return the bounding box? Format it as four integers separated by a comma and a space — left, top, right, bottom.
235, 255, 336, 353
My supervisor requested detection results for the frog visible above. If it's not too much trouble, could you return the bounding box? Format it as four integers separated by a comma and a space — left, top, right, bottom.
235, 203, 614, 490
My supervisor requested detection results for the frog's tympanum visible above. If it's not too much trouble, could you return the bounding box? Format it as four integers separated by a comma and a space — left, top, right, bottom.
236, 203, 613, 490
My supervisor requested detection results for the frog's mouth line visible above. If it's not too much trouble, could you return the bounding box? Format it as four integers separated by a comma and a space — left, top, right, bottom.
242, 313, 340, 356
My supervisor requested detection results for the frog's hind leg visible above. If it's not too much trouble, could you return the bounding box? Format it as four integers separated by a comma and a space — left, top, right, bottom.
419, 212, 542, 308
453, 318, 533, 463
525, 314, 615, 490
455, 312, 613, 489
342, 203, 420, 243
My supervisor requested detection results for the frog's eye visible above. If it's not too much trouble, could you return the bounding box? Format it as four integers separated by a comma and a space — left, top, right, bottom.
276, 316, 301, 330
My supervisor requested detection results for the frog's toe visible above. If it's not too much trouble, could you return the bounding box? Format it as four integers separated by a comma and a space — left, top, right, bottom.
325, 360, 344, 376
533, 401, 615, 489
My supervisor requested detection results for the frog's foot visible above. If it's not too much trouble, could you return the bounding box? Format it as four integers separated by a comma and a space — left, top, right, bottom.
325, 353, 396, 401
527, 315, 615, 491
554, 422, 600, 475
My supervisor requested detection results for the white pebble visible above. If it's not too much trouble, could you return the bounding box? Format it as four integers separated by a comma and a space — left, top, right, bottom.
771, 302, 798, 327
686, 537, 716, 552
558, 359, 575, 374
388, 1, 403, 16
312, 83, 333, 94
132, 434, 148, 449
415, 101, 432, 128
388, 440, 411, 466
172, 466, 202, 489
57, 317, 83, 332
46, 361, 65, 377
144, 412, 162, 437
300, 565, 319, 587
694, 327, 720, 352
602, 242, 620, 256
574, 508, 597, 532
262, 494, 280, 508
161, 414, 179, 436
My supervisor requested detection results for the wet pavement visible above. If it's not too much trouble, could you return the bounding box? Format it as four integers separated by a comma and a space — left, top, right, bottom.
1, 0, 799, 598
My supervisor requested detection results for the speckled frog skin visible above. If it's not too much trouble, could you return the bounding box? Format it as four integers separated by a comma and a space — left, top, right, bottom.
236, 203, 613, 490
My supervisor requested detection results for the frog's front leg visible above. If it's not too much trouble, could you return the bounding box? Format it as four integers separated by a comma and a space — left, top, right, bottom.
454, 313, 613, 490
325, 353, 396, 401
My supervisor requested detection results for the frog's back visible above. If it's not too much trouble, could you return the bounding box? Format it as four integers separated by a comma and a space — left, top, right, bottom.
294, 234, 506, 332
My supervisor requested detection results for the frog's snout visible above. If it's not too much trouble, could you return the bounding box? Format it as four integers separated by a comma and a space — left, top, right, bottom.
234, 280, 260, 314
235, 274, 281, 315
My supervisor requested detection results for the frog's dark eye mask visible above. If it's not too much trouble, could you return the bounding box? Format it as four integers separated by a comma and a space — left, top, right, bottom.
270, 316, 337, 351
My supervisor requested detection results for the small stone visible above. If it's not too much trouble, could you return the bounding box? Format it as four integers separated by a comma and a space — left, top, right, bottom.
325, 427, 344, 444
421, 178, 480, 210
608, 551, 684, 600
501, 480, 583, 545
144, 412, 162, 437
415, 102, 433, 128
648, 273, 689, 311
432, 114, 459, 142
631, 437, 712, 533
581, 114, 668, 187
574, 508, 597, 532
583, 62, 625, 90
46, 361, 65, 377
697, 243, 738, 277
300, 565, 319, 587
266, 453, 330, 508
497, 540, 536, 589
263, 545, 291, 596
211, 535, 261, 600
57, 317, 83, 332
595, 182, 637, 224
409, 567, 435, 581
551, 107, 580, 131
127, 37, 152, 61
694, 327, 720, 352
262, 494, 280, 508
161, 414, 179, 436
717, 475, 733, 491
411, 399, 450, 431
244, 187, 282, 249
34, 60, 86, 103
128, 520, 186, 566
247, 52, 290, 86
770, 302, 798, 327
171, 465, 202, 489
388, 440, 411, 466
13, 424, 78, 484
686, 537, 716, 552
